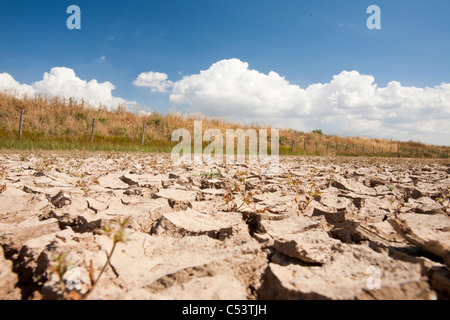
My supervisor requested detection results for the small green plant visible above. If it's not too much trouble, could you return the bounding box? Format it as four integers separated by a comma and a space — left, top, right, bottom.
35, 157, 57, 172
200, 169, 221, 178
303, 182, 322, 211
288, 174, 322, 212
76, 174, 100, 195
223, 170, 267, 214
436, 196, 449, 213
223, 188, 237, 212
51, 253, 76, 291
386, 185, 395, 191
51, 216, 129, 300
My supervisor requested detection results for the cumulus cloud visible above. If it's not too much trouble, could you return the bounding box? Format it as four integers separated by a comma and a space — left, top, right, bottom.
162, 59, 450, 145
0, 72, 35, 97
133, 71, 173, 93
0, 67, 133, 109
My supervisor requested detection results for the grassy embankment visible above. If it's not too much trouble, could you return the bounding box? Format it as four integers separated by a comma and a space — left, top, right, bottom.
0, 92, 448, 158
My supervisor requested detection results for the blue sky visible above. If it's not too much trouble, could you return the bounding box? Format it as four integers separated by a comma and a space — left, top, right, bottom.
0, 0, 449, 144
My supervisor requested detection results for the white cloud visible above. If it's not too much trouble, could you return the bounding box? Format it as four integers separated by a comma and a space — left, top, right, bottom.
0, 72, 35, 97
133, 71, 173, 93
165, 58, 450, 145
0, 67, 134, 109
138, 110, 153, 117
170, 59, 307, 119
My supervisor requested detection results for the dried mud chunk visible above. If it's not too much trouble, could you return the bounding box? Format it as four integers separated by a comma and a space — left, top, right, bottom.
257, 245, 434, 300
152, 209, 241, 240
388, 215, 450, 268
0, 247, 21, 299
50, 191, 71, 208
119, 174, 139, 186
272, 230, 340, 264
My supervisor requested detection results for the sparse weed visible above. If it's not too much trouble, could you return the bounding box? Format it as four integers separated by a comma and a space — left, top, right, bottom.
51, 216, 129, 300
389, 196, 405, 218
200, 169, 221, 178
76, 174, 100, 195
327, 168, 337, 188
302, 182, 322, 211
288, 174, 322, 212
223, 170, 267, 214
143, 158, 171, 174
436, 196, 449, 213
0, 164, 7, 179
51, 253, 77, 291
35, 157, 56, 172
386, 185, 395, 191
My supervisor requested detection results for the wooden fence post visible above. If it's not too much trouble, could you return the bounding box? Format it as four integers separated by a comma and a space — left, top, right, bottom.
291, 140, 294, 152
90, 118, 96, 142
315, 142, 318, 154
141, 123, 146, 146
19, 109, 24, 140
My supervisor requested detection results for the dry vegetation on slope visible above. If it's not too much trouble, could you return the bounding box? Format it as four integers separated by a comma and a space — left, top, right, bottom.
0, 92, 448, 157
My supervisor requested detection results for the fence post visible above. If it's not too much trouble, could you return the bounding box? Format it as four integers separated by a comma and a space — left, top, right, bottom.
90, 118, 96, 142
304, 140, 306, 151
326, 143, 329, 154
19, 109, 24, 140
315, 142, 318, 154
141, 123, 146, 146
291, 140, 294, 153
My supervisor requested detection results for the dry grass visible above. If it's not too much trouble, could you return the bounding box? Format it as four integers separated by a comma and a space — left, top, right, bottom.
0, 91, 448, 157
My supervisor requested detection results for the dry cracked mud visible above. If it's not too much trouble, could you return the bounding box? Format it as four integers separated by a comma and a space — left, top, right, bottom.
0, 152, 449, 300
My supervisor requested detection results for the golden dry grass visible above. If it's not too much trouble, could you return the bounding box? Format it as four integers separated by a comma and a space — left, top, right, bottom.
0, 91, 448, 157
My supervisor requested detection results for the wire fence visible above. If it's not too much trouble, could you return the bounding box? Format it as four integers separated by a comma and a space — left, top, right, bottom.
13, 113, 450, 158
